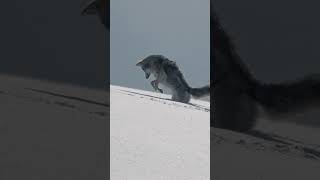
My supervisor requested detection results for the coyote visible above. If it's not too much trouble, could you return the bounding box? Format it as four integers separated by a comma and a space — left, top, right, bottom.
213, 12, 320, 132
137, 55, 210, 103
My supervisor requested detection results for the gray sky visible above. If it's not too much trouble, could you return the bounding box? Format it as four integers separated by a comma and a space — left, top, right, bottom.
111, 0, 210, 91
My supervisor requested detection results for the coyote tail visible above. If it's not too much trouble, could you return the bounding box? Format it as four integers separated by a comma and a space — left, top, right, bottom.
213, 10, 320, 130
163, 60, 210, 99
189, 85, 210, 98
250, 75, 320, 114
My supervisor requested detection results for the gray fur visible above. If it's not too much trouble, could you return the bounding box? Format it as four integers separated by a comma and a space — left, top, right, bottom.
137, 55, 210, 103
213, 12, 320, 132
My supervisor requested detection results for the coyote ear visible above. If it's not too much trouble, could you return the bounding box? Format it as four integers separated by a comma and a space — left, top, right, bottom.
136, 59, 143, 66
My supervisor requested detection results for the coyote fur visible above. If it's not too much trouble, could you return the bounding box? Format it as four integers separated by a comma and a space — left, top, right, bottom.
213, 12, 320, 132
137, 55, 210, 103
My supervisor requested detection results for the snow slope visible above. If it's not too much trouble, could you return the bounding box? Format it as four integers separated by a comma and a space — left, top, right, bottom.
212, 114, 320, 179
2, 75, 319, 180
111, 85, 320, 180
0, 75, 108, 180
110, 85, 210, 180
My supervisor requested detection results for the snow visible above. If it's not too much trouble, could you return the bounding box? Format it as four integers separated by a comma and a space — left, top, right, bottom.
212, 116, 320, 179
212, 126, 320, 179
2, 74, 319, 180
0, 75, 107, 180
110, 85, 210, 180
109, 85, 320, 180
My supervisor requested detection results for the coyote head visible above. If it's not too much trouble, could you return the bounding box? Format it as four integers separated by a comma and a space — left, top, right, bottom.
136, 55, 166, 79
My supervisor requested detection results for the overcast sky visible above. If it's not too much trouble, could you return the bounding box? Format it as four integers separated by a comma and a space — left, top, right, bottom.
111, 0, 210, 91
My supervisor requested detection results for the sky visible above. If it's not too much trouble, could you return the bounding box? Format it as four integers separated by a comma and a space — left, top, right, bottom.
111, 0, 210, 91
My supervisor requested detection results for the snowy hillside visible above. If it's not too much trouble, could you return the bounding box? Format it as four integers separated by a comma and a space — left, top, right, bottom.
212, 111, 320, 179
110, 85, 210, 180
111, 85, 320, 179
2, 74, 319, 179
0, 75, 107, 180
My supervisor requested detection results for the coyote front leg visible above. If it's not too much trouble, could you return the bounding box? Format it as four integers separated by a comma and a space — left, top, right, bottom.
151, 80, 163, 93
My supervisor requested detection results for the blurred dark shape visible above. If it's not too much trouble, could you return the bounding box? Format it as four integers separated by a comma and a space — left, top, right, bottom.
81, 0, 109, 29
